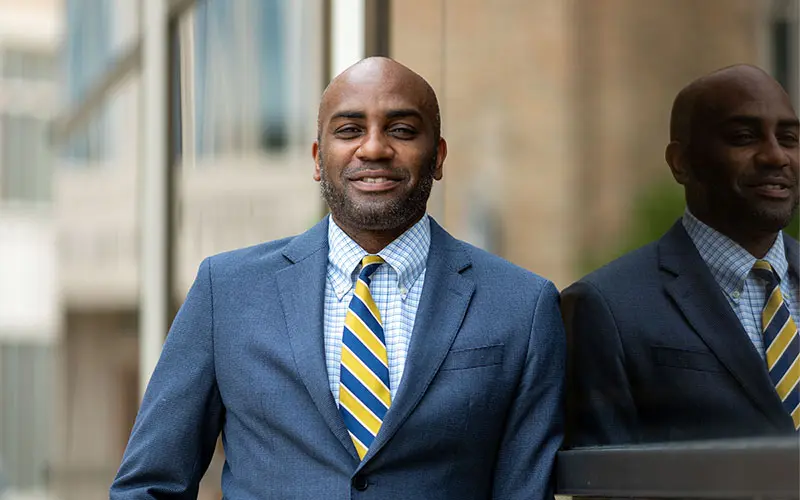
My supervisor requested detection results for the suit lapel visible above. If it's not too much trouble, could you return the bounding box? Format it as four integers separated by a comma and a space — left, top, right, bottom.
276, 218, 358, 457
659, 222, 791, 430
358, 220, 475, 467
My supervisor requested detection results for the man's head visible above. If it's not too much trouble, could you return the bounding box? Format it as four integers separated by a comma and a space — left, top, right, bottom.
312, 57, 446, 242
665, 64, 799, 246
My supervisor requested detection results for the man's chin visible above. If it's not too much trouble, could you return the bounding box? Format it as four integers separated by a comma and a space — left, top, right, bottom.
332, 202, 424, 232
748, 202, 798, 233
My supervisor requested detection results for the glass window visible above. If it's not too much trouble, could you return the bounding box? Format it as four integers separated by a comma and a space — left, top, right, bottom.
1, 49, 57, 82
0, 114, 52, 203
62, 0, 112, 162
0, 45, 57, 204
186, 0, 322, 160
0, 344, 54, 491
64, 0, 111, 102
771, 0, 798, 104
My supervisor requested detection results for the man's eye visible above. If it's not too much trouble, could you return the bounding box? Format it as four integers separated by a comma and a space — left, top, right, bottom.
728, 131, 757, 145
779, 134, 799, 147
335, 127, 361, 138
389, 127, 416, 138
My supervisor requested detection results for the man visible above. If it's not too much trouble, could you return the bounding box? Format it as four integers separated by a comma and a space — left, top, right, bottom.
563, 64, 800, 446
110, 57, 565, 499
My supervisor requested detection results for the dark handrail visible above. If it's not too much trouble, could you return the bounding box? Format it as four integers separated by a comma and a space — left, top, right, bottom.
556, 436, 800, 499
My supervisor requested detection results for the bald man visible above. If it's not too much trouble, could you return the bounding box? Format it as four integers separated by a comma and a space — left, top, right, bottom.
111, 57, 565, 499
563, 64, 800, 446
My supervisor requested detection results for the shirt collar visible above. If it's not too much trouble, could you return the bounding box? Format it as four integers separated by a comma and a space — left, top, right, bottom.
327, 214, 431, 301
682, 209, 789, 296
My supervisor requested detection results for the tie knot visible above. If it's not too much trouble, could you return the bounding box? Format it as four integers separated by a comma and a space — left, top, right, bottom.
753, 259, 780, 286
359, 255, 384, 280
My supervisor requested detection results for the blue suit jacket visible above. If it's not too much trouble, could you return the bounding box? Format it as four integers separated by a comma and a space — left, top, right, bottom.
110, 217, 565, 499
562, 221, 799, 446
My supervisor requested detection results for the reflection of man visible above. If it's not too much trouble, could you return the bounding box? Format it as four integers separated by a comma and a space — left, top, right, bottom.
563, 65, 800, 446
111, 57, 565, 499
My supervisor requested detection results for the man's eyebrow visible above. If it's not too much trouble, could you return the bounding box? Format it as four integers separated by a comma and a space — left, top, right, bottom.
722, 115, 800, 128
329, 109, 424, 123
386, 109, 423, 120
330, 111, 366, 121
722, 115, 761, 126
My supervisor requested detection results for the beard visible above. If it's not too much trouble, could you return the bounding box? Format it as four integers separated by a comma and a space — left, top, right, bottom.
689, 184, 799, 235
744, 195, 800, 233
319, 151, 437, 232
688, 157, 800, 234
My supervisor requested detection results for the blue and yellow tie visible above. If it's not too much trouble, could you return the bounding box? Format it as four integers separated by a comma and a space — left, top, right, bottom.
339, 255, 392, 459
753, 260, 800, 429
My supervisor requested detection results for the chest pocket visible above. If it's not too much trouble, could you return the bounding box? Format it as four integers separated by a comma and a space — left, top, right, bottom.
440, 344, 504, 371
651, 345, 724, 373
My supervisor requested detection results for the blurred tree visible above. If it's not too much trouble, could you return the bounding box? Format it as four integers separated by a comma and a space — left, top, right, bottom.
582, 178, 800, 275
582, 178, 683, 274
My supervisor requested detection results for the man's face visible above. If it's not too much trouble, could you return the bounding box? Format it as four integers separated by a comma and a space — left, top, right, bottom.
686, 78, 800, 234
313, 64, 445, 234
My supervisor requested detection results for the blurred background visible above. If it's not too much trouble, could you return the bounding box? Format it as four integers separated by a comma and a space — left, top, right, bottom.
0, 0, 797, 498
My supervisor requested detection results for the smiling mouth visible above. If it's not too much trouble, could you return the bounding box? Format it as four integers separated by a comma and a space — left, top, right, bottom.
750, 183, 795, 199
350, 176, 402, 193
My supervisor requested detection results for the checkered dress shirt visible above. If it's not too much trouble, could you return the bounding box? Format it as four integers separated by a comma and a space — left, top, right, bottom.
324, 214, 430, 403
683, 210, 800, 360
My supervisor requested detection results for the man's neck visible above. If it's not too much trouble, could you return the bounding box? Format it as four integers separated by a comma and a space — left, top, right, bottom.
688, 209, 780, 259
331, 213, 425, 254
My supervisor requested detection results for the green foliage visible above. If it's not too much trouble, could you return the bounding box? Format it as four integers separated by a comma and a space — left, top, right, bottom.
580, 179, 800, 275
581, 178, 684, 275
619, 179, 686, 256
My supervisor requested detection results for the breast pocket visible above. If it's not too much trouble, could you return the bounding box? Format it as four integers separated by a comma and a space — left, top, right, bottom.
651, 345, 724, 373
440, 344, 504, 371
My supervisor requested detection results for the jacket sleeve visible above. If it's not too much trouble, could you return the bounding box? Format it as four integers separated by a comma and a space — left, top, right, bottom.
110, 258, 224, 499
561, 280, 638, 447
491, 280, 565, 500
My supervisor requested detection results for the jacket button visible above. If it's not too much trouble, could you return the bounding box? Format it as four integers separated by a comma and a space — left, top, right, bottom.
353, 474, 368, 491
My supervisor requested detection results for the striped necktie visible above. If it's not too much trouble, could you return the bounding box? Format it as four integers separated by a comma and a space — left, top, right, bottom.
753, 259, 800, 429
339, 255, 392, 459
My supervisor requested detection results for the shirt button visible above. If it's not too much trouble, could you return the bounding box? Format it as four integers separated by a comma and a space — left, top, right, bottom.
399, 285, 407, 294
731, 291, 741, 299
353, 474, 368, 491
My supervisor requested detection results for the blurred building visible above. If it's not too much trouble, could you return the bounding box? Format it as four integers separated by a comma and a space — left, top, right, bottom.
54, 1, 324, 498
5, 0, 791, 499
0, 0, 61, 499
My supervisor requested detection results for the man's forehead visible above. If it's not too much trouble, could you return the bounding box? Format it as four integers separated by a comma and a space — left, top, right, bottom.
321, 80, 430, 123
716, 100, 799, 122
699, 77, 797, 125
327, 92, 423, 115
318, 58, 437, 123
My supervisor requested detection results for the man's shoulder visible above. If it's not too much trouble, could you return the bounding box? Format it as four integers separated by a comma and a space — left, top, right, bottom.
203, 217, 328, 274
206, 235, 297, 269
203, 223, 327, 280
451, 237, 553, 290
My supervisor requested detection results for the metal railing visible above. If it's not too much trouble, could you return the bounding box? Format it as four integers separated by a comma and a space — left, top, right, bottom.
556, 437, 800, 499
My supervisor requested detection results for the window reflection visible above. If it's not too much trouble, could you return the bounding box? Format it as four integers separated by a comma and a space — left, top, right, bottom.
189, 0, 321, 159
63, 0, 112, 162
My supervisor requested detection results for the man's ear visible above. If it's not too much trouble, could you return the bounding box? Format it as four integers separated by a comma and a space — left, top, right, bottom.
312, 141, 321, 182
665, 141, 691, 185
433, 138, 447, 181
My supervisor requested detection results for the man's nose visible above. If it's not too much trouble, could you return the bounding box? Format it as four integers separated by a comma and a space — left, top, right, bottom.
355, 129, 394, 161
756, 135, 792, 168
